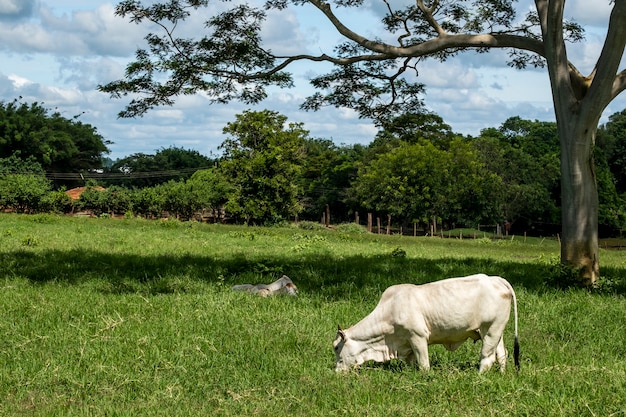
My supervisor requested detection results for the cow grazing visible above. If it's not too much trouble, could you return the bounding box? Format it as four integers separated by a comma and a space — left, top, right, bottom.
231, 275, 298, 297
333, 274, 519, 373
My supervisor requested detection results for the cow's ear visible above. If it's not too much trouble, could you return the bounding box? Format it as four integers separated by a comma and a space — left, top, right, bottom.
337, 325, 346, 341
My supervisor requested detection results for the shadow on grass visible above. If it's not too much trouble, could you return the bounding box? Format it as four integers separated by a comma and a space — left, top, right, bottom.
359, 358, 480, 373
3, 248, 625, 296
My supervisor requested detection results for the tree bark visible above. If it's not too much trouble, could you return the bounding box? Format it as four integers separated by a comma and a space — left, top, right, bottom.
538, 0, 624, 287
558, 121, 599, 286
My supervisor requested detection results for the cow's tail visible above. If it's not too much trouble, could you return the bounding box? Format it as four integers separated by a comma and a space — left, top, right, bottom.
511, 285, 520, 372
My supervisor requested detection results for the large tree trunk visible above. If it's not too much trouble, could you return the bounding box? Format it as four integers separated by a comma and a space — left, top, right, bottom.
558, 119, 599, 286
537, 0, 626, 288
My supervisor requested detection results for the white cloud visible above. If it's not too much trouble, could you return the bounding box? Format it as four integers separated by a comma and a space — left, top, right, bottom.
419, 60, 479, 89
58, 57, 126, 90
0, 0, 34, 19
152, 109, 186, 122
0, 3, 145, 57
7, 74, 31, 88
263, 9, 310, 55
0, 22, 58, 53
565, 0, 613, 27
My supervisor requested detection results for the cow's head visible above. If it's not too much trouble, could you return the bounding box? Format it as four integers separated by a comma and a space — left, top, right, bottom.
276, 275, 298, 296
281, 282, 298, 296
333, 325, 360, 371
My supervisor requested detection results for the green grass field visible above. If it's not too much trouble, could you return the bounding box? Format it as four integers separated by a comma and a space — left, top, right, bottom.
1, 214, 625, 416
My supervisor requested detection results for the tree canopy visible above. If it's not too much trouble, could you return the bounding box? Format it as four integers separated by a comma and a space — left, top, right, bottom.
6, 107, 626, 242
99, 0, 599, 123
597, 109, 626, 194
218, 109, 307, 224
300, 138, 364, 223
0, 100, 111, 173
109, 146, 214, 187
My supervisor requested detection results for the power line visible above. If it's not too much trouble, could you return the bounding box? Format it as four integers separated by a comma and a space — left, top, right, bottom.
40, 167, 212, 181
1, 167, 215, 181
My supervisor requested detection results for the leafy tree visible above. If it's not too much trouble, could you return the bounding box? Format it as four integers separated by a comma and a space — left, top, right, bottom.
219, 110, 306, 224
300, 139, 364, 222
597, 109, 626, 194
328, 145, 368, 220
370, 113, 456, 152
187, 168, 233, 221
499, 117, 560, 160
445, 139, 503, 227
593, 133, 626, 234
0, 151, 57, 213
353, 140, 448, 227
109, 146, 213, 187
0, 100, 110, 173
595, 159, 626, 235
472, 120, 561, 232
0, 152, 46, 176
355, 138, 500, 229
100, 0, 626, 285
357, 114, 501, 228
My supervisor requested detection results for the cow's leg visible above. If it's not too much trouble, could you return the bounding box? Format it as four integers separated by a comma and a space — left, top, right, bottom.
478, 333, 501, 373
409, 335, 430, 371
495, 338, 507, 372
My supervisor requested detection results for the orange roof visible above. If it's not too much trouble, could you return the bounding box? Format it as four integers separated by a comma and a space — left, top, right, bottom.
65, 186, 105, 200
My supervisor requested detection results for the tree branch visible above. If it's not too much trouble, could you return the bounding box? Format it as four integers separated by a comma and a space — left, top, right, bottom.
612, 69, 626, 101
307, 0, 544, 58
250, 32, 546, 81
539, 0, 572, 111
383, 0, 420, 46
584, 1, 626, 119
416, 0, 445, 36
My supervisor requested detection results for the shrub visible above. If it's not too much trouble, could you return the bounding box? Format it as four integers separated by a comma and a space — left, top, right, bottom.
39, 190, 73, 214
0, 173, 51, 213
160, 180, 199, 219
103, 186, 134, 215
296, 221, 327, 231
133, 186, 166, 219
335, 222, 369, 234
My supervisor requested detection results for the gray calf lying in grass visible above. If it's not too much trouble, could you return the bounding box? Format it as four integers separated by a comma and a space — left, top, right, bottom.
231, 275, 298, 296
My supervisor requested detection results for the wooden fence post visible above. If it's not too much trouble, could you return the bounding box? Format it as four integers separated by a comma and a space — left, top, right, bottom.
325, 204, 330, 227
368, 213, 373, 233
386, 214, 391, 235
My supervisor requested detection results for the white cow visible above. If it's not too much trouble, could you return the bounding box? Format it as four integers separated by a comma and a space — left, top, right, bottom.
333, 274, 519, 373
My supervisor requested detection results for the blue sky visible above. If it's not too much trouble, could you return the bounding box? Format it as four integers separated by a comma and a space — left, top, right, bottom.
0, 0, 624, 160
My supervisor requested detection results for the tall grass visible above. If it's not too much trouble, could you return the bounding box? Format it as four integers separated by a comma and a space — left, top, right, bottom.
0, 213, 625, 416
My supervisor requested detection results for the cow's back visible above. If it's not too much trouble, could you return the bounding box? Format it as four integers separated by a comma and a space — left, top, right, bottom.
380, 274, 512, 339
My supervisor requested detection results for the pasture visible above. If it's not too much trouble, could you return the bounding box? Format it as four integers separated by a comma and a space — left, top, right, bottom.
0, 213, 625, 416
